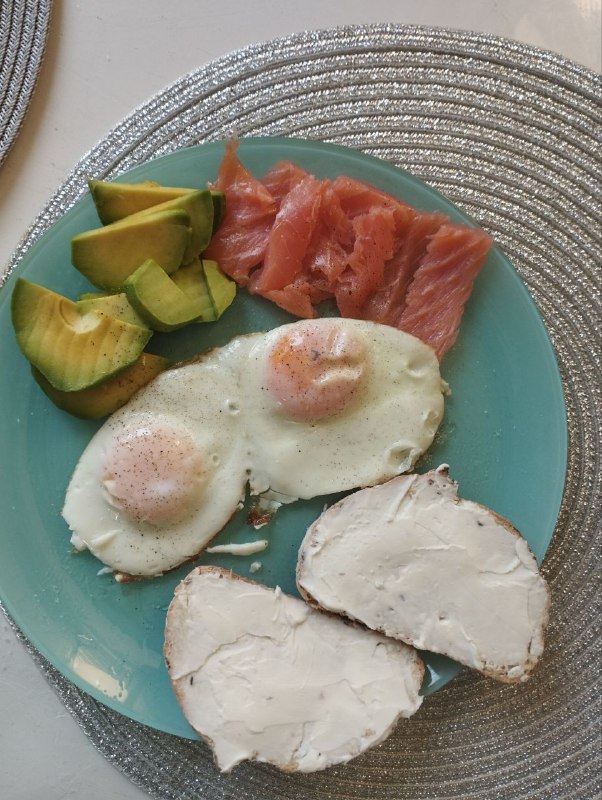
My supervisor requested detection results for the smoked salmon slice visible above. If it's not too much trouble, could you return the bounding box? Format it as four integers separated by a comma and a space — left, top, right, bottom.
303, 182, 354, 284
249, 175, 324, 293
262, 160, 310, 205
331, 176, 414, 228
359, 211, 447, 326
260, 284, 317, 319
205, 142, 277, 284
397, 224, 493, 359
334, 208, 397, 318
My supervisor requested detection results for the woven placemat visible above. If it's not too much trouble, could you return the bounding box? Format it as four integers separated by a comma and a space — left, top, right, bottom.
0, 0, 51, 166
3, 24, 601, 800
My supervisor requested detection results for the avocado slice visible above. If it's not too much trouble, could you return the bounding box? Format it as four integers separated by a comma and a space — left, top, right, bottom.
210, 190, 226, 234
89, 179, 223, 242
171, 258, 216, 322
76, 292, 149, 329
71, 209, 192, 292
202, 259, 236, 317
78, 291, 109, 301
88, 179, 193, 224
135, 190, 214, 262
12, 279, 151, 392
124, 259, 210, 332
32, 352, 170, 418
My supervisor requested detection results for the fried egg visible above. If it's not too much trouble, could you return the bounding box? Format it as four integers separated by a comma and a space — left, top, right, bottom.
63, 318, 445, 576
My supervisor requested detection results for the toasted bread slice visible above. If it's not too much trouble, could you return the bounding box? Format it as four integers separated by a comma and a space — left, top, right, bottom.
164, 566, 424, 773
297, 466, 550, 683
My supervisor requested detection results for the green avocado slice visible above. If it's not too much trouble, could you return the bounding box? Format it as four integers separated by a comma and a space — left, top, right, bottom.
71, 209, 192, 292
134, 190, 214, 263
89, 179, 224, 244
210, 191, 226, 234
88, 179, 193, 224
76, 292, 149, 329
32, 352, 170, 418
171, 258, 216, 322
11, 279, 151, 392
124, 259, 210, 332
77, 291, 109, 301
202, 259, 236, 317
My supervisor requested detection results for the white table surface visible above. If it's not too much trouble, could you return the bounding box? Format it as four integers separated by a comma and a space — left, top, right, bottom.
0, 2, 600, 798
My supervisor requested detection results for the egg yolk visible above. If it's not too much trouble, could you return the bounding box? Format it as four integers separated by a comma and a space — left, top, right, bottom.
266, 322, 367, 421
102, 421, 205, 526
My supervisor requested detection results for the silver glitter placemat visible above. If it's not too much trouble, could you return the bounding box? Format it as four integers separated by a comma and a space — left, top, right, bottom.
0, 0, 51, 166
2, 24, 601, 800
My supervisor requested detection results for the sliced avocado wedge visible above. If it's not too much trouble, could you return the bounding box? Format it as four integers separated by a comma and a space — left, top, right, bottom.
124, 259, 210, 332
210, 190, 226, 234
76, 292, 149, 329
32, 352, 170, 418
12, 279, 151, 392
171, 257, 216, 322
71, 209, 192, 292
78, 291, 109, 301
134, 190, 214, 262
202, 259, 236, 317
88, 179, 193, 224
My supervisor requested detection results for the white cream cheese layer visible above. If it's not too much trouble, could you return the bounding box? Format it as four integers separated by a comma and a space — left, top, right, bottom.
164, 567, 424, 773
297, 467, 550, 682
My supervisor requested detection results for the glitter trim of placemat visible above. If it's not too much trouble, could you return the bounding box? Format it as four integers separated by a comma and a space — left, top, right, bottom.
0, 0, 51, 166
2, 24, 601, 800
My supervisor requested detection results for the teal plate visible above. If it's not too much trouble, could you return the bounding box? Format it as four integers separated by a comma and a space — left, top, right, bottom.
0, 137, 567, 739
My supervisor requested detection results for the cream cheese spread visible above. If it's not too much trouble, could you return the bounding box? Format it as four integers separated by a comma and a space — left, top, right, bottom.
164, 567, 424, 772
297, 467, 550, 682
